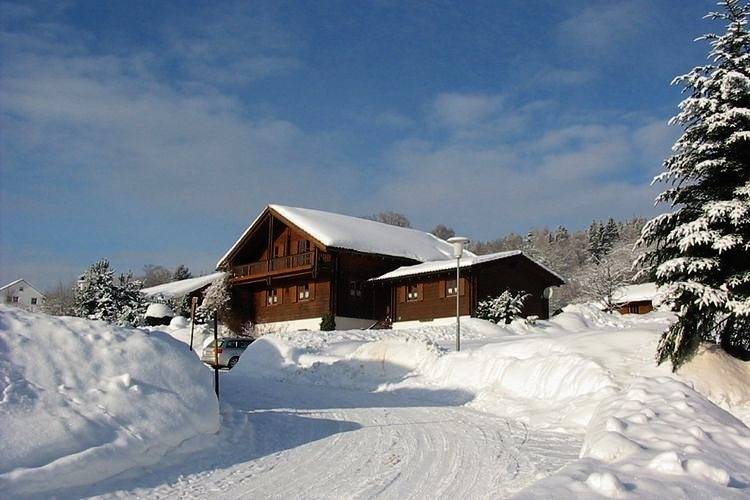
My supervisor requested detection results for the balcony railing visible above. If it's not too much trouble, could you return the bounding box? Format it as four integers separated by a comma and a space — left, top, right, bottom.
231, 250, 330, 281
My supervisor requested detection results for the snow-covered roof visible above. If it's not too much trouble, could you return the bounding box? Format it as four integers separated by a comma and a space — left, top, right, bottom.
611, 283, 662, 304
217, 204, 467, 267
0, 279, 45, 296
369, 250, 565, 283
141, 272, 226, 299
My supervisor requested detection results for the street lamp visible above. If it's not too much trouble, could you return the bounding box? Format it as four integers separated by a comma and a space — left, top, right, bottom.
447, 236, 470, 351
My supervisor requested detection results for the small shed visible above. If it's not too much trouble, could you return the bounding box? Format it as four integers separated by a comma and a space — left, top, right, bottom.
612, 283, 663, 315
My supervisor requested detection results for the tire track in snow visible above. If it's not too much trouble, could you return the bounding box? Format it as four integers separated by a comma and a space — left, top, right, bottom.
84, 379, 580, 499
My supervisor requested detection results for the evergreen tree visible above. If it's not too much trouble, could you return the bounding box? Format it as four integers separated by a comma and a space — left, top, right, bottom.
74, 259, 119, 322
601, 218, 620, 255
115, 272, 145, 326
173, 264, 192, 281
554, 225, 570, 242
320, 312, 336, 331
637, 0, 750, 368
475, 290, 530, 324
587, 221, 604, 262
73, 259, 146, 326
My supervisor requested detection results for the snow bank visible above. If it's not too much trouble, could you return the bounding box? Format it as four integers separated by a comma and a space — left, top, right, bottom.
231, 335, 443, 391
145, 302, 173, 318
0, 306, 219, 496
518, 377, 750, 498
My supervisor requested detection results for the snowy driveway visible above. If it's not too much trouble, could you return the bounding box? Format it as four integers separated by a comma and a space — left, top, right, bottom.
78, 376, 580, 499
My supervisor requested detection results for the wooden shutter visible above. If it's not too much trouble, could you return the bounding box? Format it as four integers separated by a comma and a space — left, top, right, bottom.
310, 282, 316, 300
397, 285, 406, 303
290, 286, 298, 303
417, 283, 424, 301
438, 279, 446, 298
459, 277, 467, 296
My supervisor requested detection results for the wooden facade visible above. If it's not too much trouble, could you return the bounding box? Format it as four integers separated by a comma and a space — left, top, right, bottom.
376, 253, 562, 323
616, 301, 654, 315
221, 206, 564, 330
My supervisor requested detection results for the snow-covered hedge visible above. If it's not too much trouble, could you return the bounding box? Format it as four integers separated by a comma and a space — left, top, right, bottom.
0, 306, 220, 496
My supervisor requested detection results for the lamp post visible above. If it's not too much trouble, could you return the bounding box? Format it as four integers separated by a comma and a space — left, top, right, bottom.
447, 236, 469, 351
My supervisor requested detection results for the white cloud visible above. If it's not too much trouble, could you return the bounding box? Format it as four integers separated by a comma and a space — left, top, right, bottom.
375, 93, 671, 236
430, 93, 505, 129
557, 1, 650, 54
162, 2, 303, 85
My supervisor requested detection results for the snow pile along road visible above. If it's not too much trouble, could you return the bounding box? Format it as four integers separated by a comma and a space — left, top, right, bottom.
517, 377, 750, 498
0, 306, 220, 497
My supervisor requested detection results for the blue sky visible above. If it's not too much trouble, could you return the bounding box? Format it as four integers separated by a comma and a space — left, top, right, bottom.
1, 0, 718, 288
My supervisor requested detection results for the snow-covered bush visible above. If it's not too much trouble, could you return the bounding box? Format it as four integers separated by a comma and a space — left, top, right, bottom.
73, 259, 145, 327
476, 290, 530, 324
195, 272, 232, 324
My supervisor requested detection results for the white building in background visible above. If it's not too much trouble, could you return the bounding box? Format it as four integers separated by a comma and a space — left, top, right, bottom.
1, 279, 45, 312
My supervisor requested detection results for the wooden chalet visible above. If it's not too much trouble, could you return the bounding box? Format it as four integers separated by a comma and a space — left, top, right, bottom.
217, 205, 564, 331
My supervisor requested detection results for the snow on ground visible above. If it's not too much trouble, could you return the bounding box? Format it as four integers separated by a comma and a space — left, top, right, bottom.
0, 306, 220, 498
3, 304, 749, 499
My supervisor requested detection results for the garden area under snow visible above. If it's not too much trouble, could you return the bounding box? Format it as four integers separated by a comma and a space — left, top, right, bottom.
1, 304, 749, 498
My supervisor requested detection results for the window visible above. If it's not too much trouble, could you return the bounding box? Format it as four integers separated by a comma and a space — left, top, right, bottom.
407, 284, 419, 301
12, 296, 19, 303
267, 289, 279, 305
628, 304, 639, 314
298, 283, 310, 301
19, 286, 24, 291
446, 279, 458, 297
31, 298, 38, 305
226, 340, 238, 348
274, 244, 284, 257
297, 239, 310, 253
349, 281, 362, 298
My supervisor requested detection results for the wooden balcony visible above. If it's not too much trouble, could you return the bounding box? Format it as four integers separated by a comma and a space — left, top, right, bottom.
231, 250, 331, 282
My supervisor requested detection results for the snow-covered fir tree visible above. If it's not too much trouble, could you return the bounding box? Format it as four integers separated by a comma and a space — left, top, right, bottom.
74, 259, 146, 326
74, 259, 118, 322
475, 290, 530, 324
587, 221, 604, 262
637, 0, 750, 367
601, 218, 620, 255
115, 272, 145, 327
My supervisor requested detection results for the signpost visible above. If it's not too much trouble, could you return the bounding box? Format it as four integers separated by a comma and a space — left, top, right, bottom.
213, 312, 219, 399
189, 296, 198, 352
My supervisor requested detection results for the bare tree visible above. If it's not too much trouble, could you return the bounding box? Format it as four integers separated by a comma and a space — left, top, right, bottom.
43, 281, 76, 316
430, 224, 455, 240
142, 265, 172, 287
574, 243, 636, 311
362, 211, 411, 228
